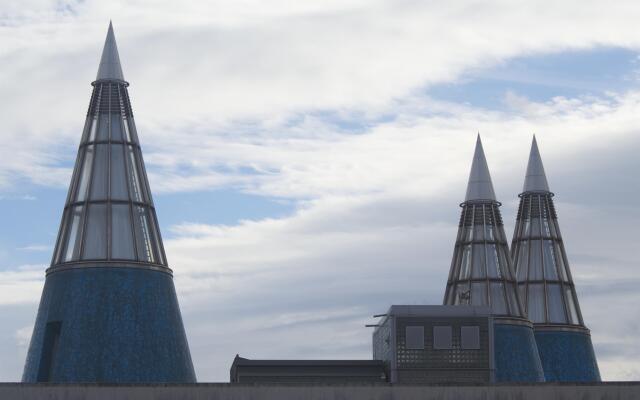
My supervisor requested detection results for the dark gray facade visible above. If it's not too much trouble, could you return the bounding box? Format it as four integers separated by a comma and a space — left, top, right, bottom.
372, 305, 494, 384
230, 356, 386, 384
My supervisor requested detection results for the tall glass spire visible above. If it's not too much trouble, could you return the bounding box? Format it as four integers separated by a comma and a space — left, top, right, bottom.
23, 23, 196, 383
511, 136, 600, 381
444, 136, 523, 318
443, 135, 544, 382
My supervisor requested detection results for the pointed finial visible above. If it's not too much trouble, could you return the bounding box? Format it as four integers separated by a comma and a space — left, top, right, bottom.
96, 21, 125, 81
464, 134, 497, 202
522, 135, 550, 192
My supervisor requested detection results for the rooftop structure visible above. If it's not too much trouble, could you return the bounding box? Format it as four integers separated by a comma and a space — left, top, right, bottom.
511, 137, 600, 382
22, 23, 196, 383
443, 136, 544, 382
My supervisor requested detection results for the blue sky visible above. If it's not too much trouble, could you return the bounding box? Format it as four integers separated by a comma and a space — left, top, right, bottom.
0, 0, 639, 382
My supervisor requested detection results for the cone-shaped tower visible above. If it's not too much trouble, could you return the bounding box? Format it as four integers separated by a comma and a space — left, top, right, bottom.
444, 135, 544, 382
511, 137, 600, 382
22, 23, 196, 383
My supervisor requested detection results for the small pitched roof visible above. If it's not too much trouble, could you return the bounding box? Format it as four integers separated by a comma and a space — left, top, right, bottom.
96, 21, 125, 81
522, 136, 550, 193
465, 135, 497, 202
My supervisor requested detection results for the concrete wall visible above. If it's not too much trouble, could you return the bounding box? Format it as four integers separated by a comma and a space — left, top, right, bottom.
0, 382, 638, 400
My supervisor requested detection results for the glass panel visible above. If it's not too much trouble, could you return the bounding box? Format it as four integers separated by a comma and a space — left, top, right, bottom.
62, 206, 84, 262
522, 218, 530, 237
89, 144, 108, 200
543, 240, 558, 280
542, 218, 552, 238
132, 206, 156, 263
110, 144, 127, 200
484, 222, 494, 241
531, 217, 541, 237
459, 245, 471, 279
490, 283, 507, 315
527, 284, 545, 323
464, 225, 473, 242
471, 244, 486, 278
486, 244, 500, 278
123, 118, 132, 142
96, 114, 109, 141
149, 211, 165, 264
547, 284, 566, 323
497, 249, 510, 280
471, 282, 487, 306
111, 204, 135, 260
506, 283, 521, 316
555, 243, 569, 281
110, 114, 123, 141
530, 240, 543, 280
82, 204, 107, 260
75, 145, 95, 202
128, 117, 140, 143
87, 117, 98, 142
565, 287, 580, 324
516, 241, 528, 280
473, 224, 484, 241
126, 145, 145, 202
454, 284, 470, 305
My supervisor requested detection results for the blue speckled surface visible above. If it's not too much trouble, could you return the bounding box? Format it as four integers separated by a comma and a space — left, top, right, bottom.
494, 323, 545, 382
535, 330, 600, 382
22, 267, 196, 383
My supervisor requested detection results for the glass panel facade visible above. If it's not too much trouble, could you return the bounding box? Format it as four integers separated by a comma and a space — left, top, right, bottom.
96, 114, 109, 141
547, 284, 566, 323
110, 144, 127, 200
110, 114, 123, 141
75, 145, 94, 202
126, 145, 145, 202
565, 287, 580, 324
506, 283, 521, 316
530, 240, 542, 280
471, 282, 487, 306
133, 206, 156, 263
62, 206, 84, 262
459, 245, 471, 279
87, 117, 98, 142
82, 204, 107, 259
486, 244, 500, 278
471, 244, 485, 278
527, 284, 545, 323
543, 240, 558, 280
516, 242, 528, 280
90, 144, 108, 200
111, 204, 135, 260
490, 282, 507, 315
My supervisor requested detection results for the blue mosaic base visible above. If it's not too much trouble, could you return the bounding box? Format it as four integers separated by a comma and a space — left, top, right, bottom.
535, 330, 601, 382
494, 323, 545, 382
22, 267, 196, 383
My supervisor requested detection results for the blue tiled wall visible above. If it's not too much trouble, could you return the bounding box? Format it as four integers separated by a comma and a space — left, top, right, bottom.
535, 330, 600, 382
494, 323, 545, 382
22, 267, 196, 383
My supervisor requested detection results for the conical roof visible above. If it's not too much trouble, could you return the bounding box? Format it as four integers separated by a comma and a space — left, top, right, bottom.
511, 139, 586, 327
444, 138, 524, 319
523, 136, 550, 193
96, 21, 125, 82
51, 23, 166, 269
465, 135, 497, 202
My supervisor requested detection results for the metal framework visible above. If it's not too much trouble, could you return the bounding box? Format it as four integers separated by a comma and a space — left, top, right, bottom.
443, 136, 524, 319
49, 78, 168, 272
511, 138, 584, 327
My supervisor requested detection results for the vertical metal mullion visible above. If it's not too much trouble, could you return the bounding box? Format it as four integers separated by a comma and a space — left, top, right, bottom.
468, 204, 476, 305
482, 204, 491, 308
537, 195, 549, 323
106, 84, 112, 261
524, 195, 532, 317
118, 85, 139, 262
77, 85, 103, 261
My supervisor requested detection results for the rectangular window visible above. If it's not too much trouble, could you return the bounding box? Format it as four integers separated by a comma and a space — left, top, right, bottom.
111, 204, 135, 260
405, 326, 424, 350
433, 326, 452, 349
471, 282, 487, 306
75, 145, 95, 202
490, 282, 507, 315
89, 144, 108, 200
543, 240, 558, 280
110, 114, 123, 141
516, 242, 528, 280
471, 244, 486, 278
461, 326, 480, 349
530, 240, 543, 280
63, 206, 84, 262
527, 284, 545, 323
547, 284, 567, 323
110, 144, 128, 200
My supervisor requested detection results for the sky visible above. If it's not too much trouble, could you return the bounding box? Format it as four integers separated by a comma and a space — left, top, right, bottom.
0, 0, 639, 382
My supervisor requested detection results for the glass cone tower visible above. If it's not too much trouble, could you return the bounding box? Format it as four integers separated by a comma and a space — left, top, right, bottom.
511, 137, 600, 382
443, 135, 544, 382
22, 23, 196, 383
